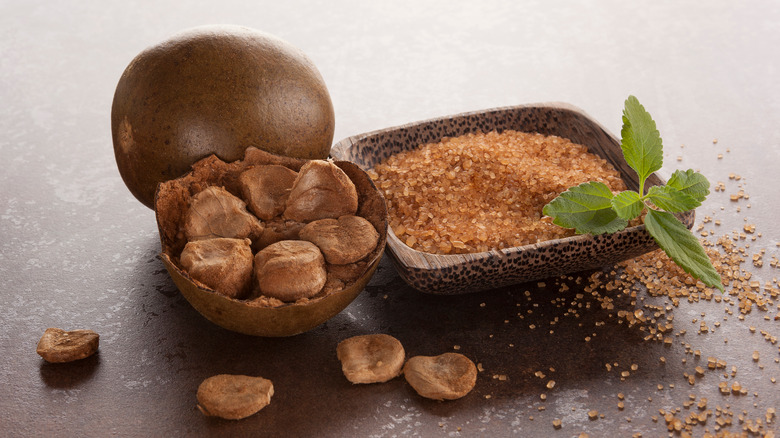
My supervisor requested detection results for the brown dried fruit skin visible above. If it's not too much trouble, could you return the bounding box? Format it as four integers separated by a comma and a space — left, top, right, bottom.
299, 215, 380, 265
239, 165, 298, 221
196, 374, 274, 420
36, 328, 99, 363
284, 160, 358, 222
337, 334, 405, 384
254, 240, 327, 301
111, 25, 334, 209
403, 353, 477, 400
179, 238, 254, 299
184, 186, 263, 241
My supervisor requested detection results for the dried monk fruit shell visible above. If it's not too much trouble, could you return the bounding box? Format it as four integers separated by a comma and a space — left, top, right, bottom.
403, 353, 477, 400
284, 160, 358, 222
184, 186, 264, 241
179, 238, 253, 299
196, 374, 274, 420
300, 215, 380, 265
254, 240, 327, 301
36, 328, 99, 363
155, 147, 388, 336
238, 165, 298, 221
337, 334, 405, 384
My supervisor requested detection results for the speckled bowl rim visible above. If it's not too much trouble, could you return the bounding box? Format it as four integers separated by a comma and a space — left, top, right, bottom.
331, 102, 695, 294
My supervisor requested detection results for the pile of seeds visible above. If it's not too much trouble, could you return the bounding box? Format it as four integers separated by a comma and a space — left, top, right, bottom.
369, 130, 627, 254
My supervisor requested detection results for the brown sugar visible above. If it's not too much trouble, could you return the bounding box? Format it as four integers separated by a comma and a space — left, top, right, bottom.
369, 130, 627, 254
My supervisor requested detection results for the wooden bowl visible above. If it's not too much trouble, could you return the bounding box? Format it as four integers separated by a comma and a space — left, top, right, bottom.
330, 103, 694, 294
155, 147, 388, 336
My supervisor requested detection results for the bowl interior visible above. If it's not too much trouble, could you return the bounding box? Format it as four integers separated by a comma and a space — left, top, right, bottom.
331, 103, 693, 294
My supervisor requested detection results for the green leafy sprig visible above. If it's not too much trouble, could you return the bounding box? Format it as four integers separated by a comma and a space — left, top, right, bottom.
542, 96, 723, 292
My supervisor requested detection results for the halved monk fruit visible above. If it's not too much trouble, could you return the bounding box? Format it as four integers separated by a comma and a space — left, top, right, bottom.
155, 147, 388, 337
284, 160, 359, 222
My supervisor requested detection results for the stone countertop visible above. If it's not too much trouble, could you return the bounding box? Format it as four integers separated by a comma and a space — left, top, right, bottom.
2, 1, 779, 436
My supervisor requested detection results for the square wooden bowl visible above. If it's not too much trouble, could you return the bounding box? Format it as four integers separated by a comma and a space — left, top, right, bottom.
330, 103, 694, 294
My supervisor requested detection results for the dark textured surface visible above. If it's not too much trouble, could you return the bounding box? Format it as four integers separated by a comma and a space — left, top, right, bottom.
2, 1, 780, 437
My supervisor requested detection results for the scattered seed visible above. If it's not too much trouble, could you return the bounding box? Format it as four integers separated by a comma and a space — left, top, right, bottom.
196, 374, 274, 420
403, 353, 477, 400
36, 328, 99, 363
337, 334, 405, 384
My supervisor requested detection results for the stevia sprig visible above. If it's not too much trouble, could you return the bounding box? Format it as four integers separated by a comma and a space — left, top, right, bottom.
542, 96, 723, 292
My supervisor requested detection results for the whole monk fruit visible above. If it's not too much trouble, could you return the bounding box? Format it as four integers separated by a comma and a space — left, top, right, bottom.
111, 25, 335, 208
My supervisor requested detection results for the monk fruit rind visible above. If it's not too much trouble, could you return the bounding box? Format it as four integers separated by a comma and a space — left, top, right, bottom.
112, 25, 335, 209
36, 328, 99, 363
179, 238, 254, 299
403, 352, 477, 400
196, 374, 274, 420
337, 334, 405, 384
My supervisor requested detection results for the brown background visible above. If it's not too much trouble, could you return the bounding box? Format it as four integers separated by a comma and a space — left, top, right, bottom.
2, 1, 779, 436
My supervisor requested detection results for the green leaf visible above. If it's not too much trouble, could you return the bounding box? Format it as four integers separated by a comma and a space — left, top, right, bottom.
646, 185, 701, 213
542, 181, 628, 235
666, 169, 710, 202
644, 209, 723, 292
611, 190, 644, 220
621, 96, 663, 194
